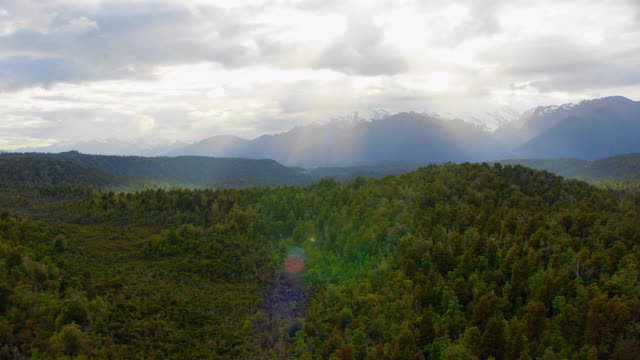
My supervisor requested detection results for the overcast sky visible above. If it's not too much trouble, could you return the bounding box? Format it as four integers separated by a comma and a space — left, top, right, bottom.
1, 0, 639, 149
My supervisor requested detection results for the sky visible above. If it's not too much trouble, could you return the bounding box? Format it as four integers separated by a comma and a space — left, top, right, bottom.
0, 0, 639, 150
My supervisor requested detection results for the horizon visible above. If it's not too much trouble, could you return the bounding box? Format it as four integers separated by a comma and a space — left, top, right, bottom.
2, 3, 640, 356
3, 94, 637, 155
1, 0, 640, 150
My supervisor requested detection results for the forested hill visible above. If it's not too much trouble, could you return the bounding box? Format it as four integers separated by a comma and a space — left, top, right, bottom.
0, 151, 313, 188
47, 151, 305, 180
0, 154, 117, 186
501, 153, 640, 189
5, 151, 640, 192
1, 162, 638, 358
0, 152, 424, 189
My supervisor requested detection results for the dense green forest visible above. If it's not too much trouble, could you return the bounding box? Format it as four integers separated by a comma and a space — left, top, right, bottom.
0, 155, 117, 187
0, 152, 313, 189
305, 162, 421, 183
0, 163, 639, 359
4, 151, 640, 192
0, 153, 422, 191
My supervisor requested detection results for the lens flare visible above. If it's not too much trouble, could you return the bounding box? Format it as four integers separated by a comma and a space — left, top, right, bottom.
285, 246, 306, 273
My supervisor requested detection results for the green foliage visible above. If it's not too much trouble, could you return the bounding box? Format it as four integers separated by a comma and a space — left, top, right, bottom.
0, 162, 639, 358
0, 154, 116, 186
2, 151, 313, 190
501, 153, 640, 191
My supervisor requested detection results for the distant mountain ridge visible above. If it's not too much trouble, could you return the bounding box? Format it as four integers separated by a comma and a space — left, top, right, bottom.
169, 96, 639, 166
5, 96, 638, 167
514, 97, 640, 159
171, 112, 506, 166
496, 96, 639, 152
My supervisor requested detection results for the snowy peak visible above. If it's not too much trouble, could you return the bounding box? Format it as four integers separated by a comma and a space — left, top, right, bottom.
494, 96, 637, 146
576, 95, 634, 107
470, 108, 521, 131
531, 103, 576, 117
515, 96, 640, 159
171, 111, 505, 166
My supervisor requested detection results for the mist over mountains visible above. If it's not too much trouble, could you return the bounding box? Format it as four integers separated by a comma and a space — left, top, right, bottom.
19, 139, 189, 157
170, 96, 640, 166
13, 96, 640, 167
169, 112, 504, 166
513, 97, 640, 159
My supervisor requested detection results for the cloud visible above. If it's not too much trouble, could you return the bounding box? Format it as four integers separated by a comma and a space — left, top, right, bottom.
440, 0, 504, 45
313, 16, 408, 75
0, 108, 150, 140
479, 35, 640, 92
0, 57, 76, 90
0, 1, 268, 89
528, 60, 640, 92
1, 0, 640, 149
480, 37, 601, 76
290, 0, 345, 12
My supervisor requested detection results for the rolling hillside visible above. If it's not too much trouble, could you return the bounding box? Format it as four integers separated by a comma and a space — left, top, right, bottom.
0, 152, 424, 189
1, 163, 638, 358
0, 154, 117, 187
501, 153, 640, 190
0, 152, 313, 188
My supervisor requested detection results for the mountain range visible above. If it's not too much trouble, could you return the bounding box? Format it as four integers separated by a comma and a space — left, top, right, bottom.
169, 96, 640, 166
8, 96, 640, 167
169, 113, 504, 166
498, 96, 640, 159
